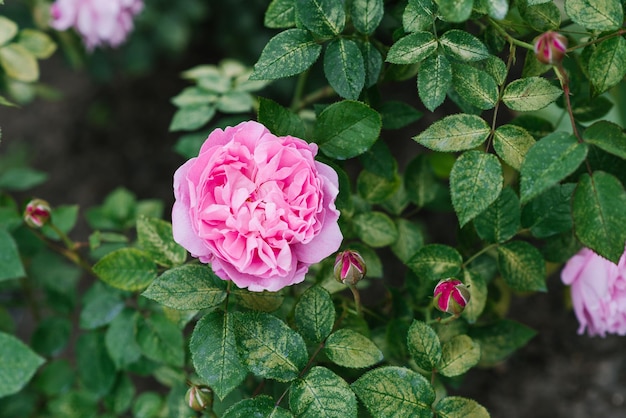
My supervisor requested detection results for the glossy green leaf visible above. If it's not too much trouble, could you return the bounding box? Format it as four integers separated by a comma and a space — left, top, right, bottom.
565, 0, 623, 30
573, 171, 626, 263
223, 396, 294, 418
233, 289, 285, 312
414, 113, 490, 152
352, 211, 398, 247
142, 264, 227, 310
295, 0, 346, 37
258, 97, 306, 138
324, 38, 365, 100
386, 32, 437, 64
93, 248, 158, 291
352, 366, 435, 418
450, 151, 503, 227
168, 104, 215, 131
519, 132, 588, 203
572, 96, 614, 122
588, 36, 626, 94
351, 0, 384, 35
0, 332, 45, 397
437, 334, 481, 377
438, 0, 473, 22
435, 396, 490, 418
583, 120, 626, 160
418, 54, 452, 112
136, 313, 185, 367
233, 312, 308, 382
0, 43, 38, 82
250, 29, 322, 80
77, 332, 116, 398
190, 312, 247, 400
79, 283, 124, 330
407, 320, 442, 371
0, 228, 25, 281
493, 124, 536, 171
391, 218, 425, 263
440, 30, 490, 61
451, 63, 498, 110
357, 170, 401, 203
403, 0, 436, 32
17, 29, 56, 59
497, 240, 547, 292
502, 77, 562, 111
518, 1, 561, 31
265, 0, 296, 28
359, 39, 383, 87
137, 216, 186, 267
378, 101, 423, 130
324, 328, 383, 368
289, 366, 357, 418
408, 244, 463, 281
473, 187, 520, 243
521, 183, 575, 238
461, 269, 488, 323
0, 16, 17, 46
295, 285, 335, 343
404, 154, 438, 207
315, 100, 381, 159
105, 309, 142, 370
469, 319, 536, 367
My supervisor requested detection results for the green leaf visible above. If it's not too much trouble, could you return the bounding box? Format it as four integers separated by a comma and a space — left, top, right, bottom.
190, 312, 247, 400
414, 113, 490, 152
294, 285, 335, 343
47, 391, 98, 418
484, 0, 508, 19
521, 183, 575, 238
168, 104, 215, 132
289, 366, 357, 418
502, 77, 562, 111
404, 154, 438, 207
295, 0, 346, 37
41, 204, 79, 241
386, 32, 437, 64
473, 187, 520, 243
31, 317, 71, 357
435, 396, 490, 418
35, 360, 75, 397
351, 366, 435, 418
391, 218, 425, 263
324, 328, 383, 368
136, 313, 185, 367
258, 97, 306, 138
418, 54, 452, 112
79, 283, 124, 330
217, 91, 254, 113
0, 43, 38, 82
497, 240, 547, 292
438, 0, 473, 22
378, 101, 423, 130
142, 264, 227, 310
588, 36, 626, 94
351, 0, 384, 35
265, 0, 296, 28
565, 0, 623, 30
352, 211, 398, 247
493, 124, 536, 171
451, 63, 498, 110
461, 268, 488, 323
408, 244, 463, 281
136, 216, 186, 267
233, 289, 285, 312
572, 171, 626, 263
0, 167, 47, 191
518, 1, 561, 31
105, 309, 142, 370
17, 29, 56, 59
571, 96, 614, 122
324, 38, 365, 100
450, 151, 503, 227
437, 334, 480, 377
223, 396, 294, 418
440, 30, 490, 61
250, 29, 322, 80
132, 392, 162, 418
315, 100, 381, 159
0, 332, 45, 397
0, 228, 25, 281
0, 16, 17, 46
407, 320, 442, 371
77, 332, 117, 398
357, 170, 401, 203
359, 39, 383, 87
93, 248, 158, 291
469, 319, 536, 367
403, 0, 436, 32
583, 120, 626, 160
233, 312, 308, 382
519, 132, 588, 203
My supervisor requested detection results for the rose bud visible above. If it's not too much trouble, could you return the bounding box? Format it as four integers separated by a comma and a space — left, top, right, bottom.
185, 385, 213, 412
533, 31, 568, 65
23, 199, 51, 228
334, 250, 367, 286
433, 278, 470, 315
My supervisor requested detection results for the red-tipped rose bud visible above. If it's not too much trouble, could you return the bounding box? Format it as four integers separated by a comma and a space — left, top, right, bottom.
433, 278, 470, 315
23, 199, 51, 228
533, 31, 568, 65
185, 385, 213, 412
334, 250, 367, 285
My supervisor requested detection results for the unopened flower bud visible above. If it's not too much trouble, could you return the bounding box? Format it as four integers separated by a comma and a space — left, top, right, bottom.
533, 31, 567, 65
433, 278, 470, 315
185, 385, 213, 412
334, 250, 366, 286
23, 199, 51, 228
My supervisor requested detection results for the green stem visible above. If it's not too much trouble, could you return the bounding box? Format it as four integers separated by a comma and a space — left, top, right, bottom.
290, 69, 310, 111
554, 64, 582, 143
348, 284, 362, 317
463, 243, 498, 268
488, 18, 535, 51
567, 28, 626, 52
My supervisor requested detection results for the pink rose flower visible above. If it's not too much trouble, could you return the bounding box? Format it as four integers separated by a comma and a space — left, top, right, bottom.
50, 0, 143, 50
561, 247, 626, 337
172, 121, 342, 292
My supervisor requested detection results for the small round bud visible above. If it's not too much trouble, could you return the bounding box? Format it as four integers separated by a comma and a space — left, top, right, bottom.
433, 278, 470, 315
334, 250, 367, 286
185, 385, 213, 412
23, 199, 51, 228
533, 31, 568, 65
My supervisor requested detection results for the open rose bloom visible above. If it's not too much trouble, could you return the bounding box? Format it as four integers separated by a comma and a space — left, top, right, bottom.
561, 247, 626, 337
50, 0, 143, 50
172, 121, 342, 292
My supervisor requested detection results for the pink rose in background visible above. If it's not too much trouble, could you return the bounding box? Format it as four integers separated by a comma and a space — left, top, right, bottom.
50, 0, 143, 50
561, 247, 626, 337
172, 121, 342, 292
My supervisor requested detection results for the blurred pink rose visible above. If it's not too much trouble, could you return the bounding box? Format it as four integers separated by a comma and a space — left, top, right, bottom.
50, 0, 143, 50
172, 121, 342, 292
561, 247, 626, 337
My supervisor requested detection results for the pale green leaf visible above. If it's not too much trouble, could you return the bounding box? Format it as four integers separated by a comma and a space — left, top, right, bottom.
461, 269, 488, 323
565, 0, 623, 30
403, 0, 436, 32
497, 240, 547, 292
295, 0, 346, 37
386, 32, 437, 64
18, 29, 56, 59
438, 0, 473, 22
265, 0, 296, 28
493, 124, 536, 171
289, 367, 357, 418
418, 54, 452, 112
168, 104, 215, 132
136, 313, 185, 367
407, 320, 442, 371
435, 396, 490, 418
502, 77, 562, 111
93, 248, 158, 291
324, 328, 383, 368
0, 331, 45, 397
0, 228, 25, 281
451, 63, 498, 110
136, 216, 186, 267
352, 211, 398, 247
391, 218, 425, 263
583, 120, 626, 159
414, 113, 490, 152
440, 30, 490, 61
408, 244, 463, 281
223, 396, 294, 418
294, 285, 335, 343
588, 36, 626, 94
437, 335, 480, 377
0, 16, 17, 46
0, 43, 38, 82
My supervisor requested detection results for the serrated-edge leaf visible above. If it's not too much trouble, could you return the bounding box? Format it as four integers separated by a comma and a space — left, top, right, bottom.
451, 63, 498, 110
352, 211, 398, 247
386, 32, 437, 64
418, 54, 452, 112
565, 0, 623, 31
351, 0, 384, 35
295, 0, 346, 37
0, 331, 45, 397
289, 366, 357, 418
137, 216, 187, 267
93, 248, 158, 291
473, 186, 521, 244
583, 120, 626, 160
223, 395, 294, 418
588, 36, 626, 94
324, 328, 383, 368
437, 335, 480, 377
461, 269, 488, 323
323, 38, 365, 100
294, 285, 335, 343
403, 0, 436, 32
0, 43, 39, 82
265, 0, 296, 28
408, 243, 463, 281
435, 396, 490, 418
502, 77, 562, 111
493, 124, 536, 171
440, 29, 490, 61
497, 240, 547, 292
414, 113, 490, 152
407, 320, 442, 371
0, 228, 26, 281
136, 313, 185, 368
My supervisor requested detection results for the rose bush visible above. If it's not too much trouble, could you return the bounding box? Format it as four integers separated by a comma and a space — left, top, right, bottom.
172, 120, 342, 292
561, 248, 626, 337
